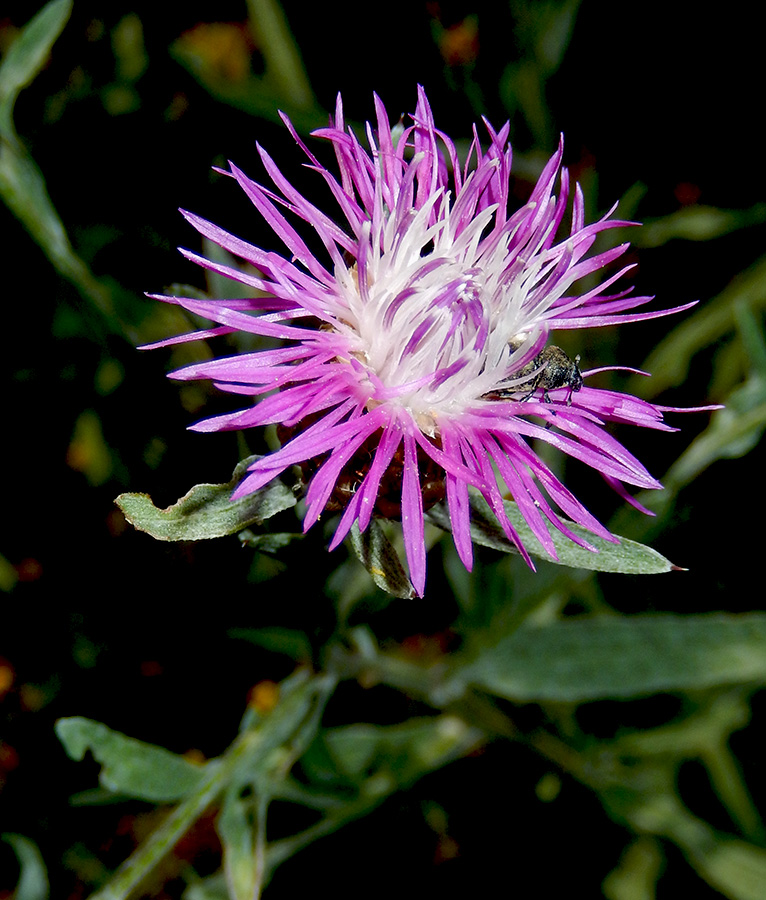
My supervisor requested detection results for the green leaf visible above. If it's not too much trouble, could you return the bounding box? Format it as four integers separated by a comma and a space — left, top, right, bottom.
602, 837, 663, 900
459, 614, 766, 702
634, 203, 766, 248
348, 520, 416, 599
229, 627, 312, 661
246, 0, 315, 111
169, 7, 327, 136
184, 875, 229, 900
83, 673, 329, 900
663, 384, 766, 493
238, 530, 301, 554
635, 255, 766, 398
323, 716, 484, 785
218, 784, 264, 900
55, 717, 207, 802
0, 0, 72, 140
183, 872, 231, 900
217, 779, 272, 900
656, 305, 766, 498
426, 492, 675, 574
115, 455, 296, 541
1, 834, 48, 900
689, 838, 766, 900
0, 1, 122, 335
0, 125, 83, 279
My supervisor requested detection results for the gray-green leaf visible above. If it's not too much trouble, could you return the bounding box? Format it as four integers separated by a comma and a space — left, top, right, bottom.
0, 0, 72, 140
426, 492, 675, 574
218, 784, 263, 900
1, 834, 48, 900
55, 717, 207, 802
323, 716, 484, 785
348, 520, 415, 599
115, 455, 296, 541
459, 614, 766, 702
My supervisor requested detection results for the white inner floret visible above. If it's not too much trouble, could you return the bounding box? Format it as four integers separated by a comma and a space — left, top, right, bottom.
332, 185, 573, 426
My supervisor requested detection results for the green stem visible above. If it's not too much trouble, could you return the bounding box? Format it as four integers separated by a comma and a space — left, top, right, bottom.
89, 672, 332, 900
703, 743, 766, 844
88, 731, 256, 900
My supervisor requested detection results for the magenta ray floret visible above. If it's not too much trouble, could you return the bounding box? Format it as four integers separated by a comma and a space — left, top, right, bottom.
147, 86, 700, 596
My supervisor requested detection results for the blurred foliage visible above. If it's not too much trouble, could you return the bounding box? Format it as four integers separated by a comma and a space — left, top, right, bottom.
3, 2, 766, 900
170, 0, 326, 133
2, 833, 49, 900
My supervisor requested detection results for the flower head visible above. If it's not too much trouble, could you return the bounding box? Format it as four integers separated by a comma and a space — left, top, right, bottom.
147, 87, 698, 595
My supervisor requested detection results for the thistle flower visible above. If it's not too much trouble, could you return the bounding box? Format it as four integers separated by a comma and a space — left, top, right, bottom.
146, 87, 700, 596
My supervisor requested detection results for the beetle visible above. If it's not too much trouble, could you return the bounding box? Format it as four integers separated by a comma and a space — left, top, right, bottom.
486, 341, 583, 405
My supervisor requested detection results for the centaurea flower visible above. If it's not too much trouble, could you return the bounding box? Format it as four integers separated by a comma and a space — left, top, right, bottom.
146, 87, 700, 595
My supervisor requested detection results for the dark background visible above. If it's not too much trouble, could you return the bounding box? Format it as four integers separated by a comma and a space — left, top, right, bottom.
2, 2, 763, 897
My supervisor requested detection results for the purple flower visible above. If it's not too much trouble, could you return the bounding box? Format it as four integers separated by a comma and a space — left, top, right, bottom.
146, 87, 700, 596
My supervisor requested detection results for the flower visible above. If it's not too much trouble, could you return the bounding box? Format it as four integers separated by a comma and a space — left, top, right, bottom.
146, 86, 699, 596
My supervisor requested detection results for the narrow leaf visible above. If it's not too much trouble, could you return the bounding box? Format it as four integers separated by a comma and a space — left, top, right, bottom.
83, 673, 327, 900
0, 4, 120, 333
634, 203, 766, 248
460, 614, 766, 702
664, 386, 766, 493
0, 0, 72, 139
426, 492, 675, 574
323, 716, 484, 785
115, 455, 296, 541
246, 0, 315, 110
1, 834, 48, 900
184, 876, 229, 900
690, 838, 766, 900
218, 785, 263, 900
229, 627, 313, 661
635, 255, 766, 397
184, 875, 229, 900
55, 717, 207, 802
348, 520, 416, 599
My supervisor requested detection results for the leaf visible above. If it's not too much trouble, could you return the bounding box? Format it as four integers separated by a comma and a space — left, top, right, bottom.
658, 304, 766, 496
229, 627, 313, 661
115, 456, 296, 541
238, 530, 301, 554
690, 838, 766, 900
322, 716, 484, 785
459, 614, 766, 702
55, 717, 207, 802
218, 784, 264, 900
426, 492, 675, 574
663, 385, 766, 493
348, 520, 416, 599
0, 0, 72, 140
602, 837, 663, 900
1, 834, 48, 900
635, 255, 766, 398
82, 673, 328, 900
184, 875, 229, 900
246, 0, 315, 110
0, 141, 81, 278
0, 1, 122, 334
634, 203, 766, 248
169, 12, 327, 136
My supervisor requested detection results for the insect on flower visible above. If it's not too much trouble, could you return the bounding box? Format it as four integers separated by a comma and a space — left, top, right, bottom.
485, 338, 583, 405
144, 86, 710, 596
